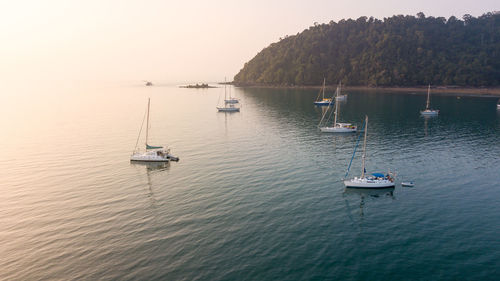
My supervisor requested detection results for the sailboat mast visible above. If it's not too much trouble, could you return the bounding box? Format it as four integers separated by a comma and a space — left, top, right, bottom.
338, 81, 342, 118
145, 98, 150, 147
361, 115, 368, 178
322, 78, 326, 99
426, 84, 431, 110
333, 85, 339, 126
224, 77, 228, 100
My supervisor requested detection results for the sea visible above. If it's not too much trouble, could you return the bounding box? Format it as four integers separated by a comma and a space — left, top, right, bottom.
1, 82, 500, 280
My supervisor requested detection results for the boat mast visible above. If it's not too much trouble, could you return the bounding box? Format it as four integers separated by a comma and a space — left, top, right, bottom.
361, 115, 368, 178
322, 78, 326, 99
145, 98, 150, 148
224, 77, 227, 102
333, 85, 339, 126
426, 84, 431, 110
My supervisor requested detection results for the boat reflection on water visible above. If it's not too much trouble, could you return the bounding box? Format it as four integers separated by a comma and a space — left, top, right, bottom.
424, 115, 429, 136
343, 187, 395, 217
344, 187, 395, 197
131, 161, 170, 171
130, 161, 170, 194
130, 161, 170, 210
422, 112, 437, 136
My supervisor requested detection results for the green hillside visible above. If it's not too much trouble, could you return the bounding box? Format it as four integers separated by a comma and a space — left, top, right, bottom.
234, 12, 500, 87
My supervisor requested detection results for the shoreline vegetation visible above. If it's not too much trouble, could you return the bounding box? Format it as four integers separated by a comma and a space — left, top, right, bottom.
231, 83, 500, 96
233, 12, 500, 88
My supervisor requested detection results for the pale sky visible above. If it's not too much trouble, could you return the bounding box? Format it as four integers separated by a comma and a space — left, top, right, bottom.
0, 0, 497, 84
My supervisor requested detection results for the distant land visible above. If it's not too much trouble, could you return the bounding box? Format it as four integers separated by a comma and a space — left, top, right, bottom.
233, 12, 500, 89
179, 83, 216, 88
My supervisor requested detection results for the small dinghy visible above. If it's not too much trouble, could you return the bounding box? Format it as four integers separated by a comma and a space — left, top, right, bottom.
401, 181, 415, 187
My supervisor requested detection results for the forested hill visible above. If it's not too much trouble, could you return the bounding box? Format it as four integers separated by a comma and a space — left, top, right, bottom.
233, 12, 500, 87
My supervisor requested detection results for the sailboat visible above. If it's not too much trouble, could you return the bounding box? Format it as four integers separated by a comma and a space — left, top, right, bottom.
497, 99, 500, 110
313, 78, 333, 106
130, 98, 179, 162
335, 81, 347, 101
319, 83, 357, 133
420, 84, 439, 116
224, 84, 239, 104
344, 116, 395, 188
217, 82, 240, 112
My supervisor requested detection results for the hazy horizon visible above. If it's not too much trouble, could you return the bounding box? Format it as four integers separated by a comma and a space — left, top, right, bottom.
1, 0, 497, 85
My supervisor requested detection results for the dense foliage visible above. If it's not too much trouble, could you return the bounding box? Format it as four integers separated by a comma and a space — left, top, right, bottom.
234, 12, 500, 87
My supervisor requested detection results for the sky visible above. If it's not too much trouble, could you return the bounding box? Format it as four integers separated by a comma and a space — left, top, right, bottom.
0, 0, 497, 84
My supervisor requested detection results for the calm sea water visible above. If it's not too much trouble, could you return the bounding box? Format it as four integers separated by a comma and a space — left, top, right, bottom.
1, 83, 500, 280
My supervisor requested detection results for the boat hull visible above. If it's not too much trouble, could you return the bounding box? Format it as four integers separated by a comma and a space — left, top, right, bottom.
335, 95, 347, 101
225, 99, 239, 104
344, 178, 395, 188
130, 155, 170, 162
130, 151, 178, 162
320, 123, 357, 133
130, 159, 169, 162
314, 101, 332, 106
420, 110, 439, 116
320, 127, 356, 133
217, 107, 240, 112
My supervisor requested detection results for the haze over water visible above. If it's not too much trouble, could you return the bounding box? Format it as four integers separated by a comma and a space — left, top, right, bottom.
1, 83, 499, 280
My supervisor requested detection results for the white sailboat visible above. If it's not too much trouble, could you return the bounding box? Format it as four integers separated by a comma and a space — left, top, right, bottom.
131, 98, 179, 162
344, 116, 395, 188
335, 81, 347, 101
319, 83, 357, 133
314, 78, 333, 106
217, 82, 240, 112
224, 84, 239, 104
420, 84, 439, 116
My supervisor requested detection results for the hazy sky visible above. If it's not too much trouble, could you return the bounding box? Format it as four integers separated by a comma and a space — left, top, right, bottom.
0, 0, 497, 84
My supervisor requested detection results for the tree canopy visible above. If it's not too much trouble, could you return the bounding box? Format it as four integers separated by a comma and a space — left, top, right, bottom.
233, 12, 500, 87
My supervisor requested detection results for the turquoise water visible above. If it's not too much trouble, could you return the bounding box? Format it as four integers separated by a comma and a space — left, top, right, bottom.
1, 84, 500, 280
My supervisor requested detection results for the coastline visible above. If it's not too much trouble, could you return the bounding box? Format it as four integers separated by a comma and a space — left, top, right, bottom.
233, 84, 500, 96
347, 86, 500, 96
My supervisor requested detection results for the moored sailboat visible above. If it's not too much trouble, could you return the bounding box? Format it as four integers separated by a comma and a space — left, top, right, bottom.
420, 84, 439, 116
314, 78, 333, 106
224, 84, 239, 104
218, 81, 240, 112
131, 98, 179, 162
335, 81, 347, 101
319, 83, 357, 133
343, 116, 395, 188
